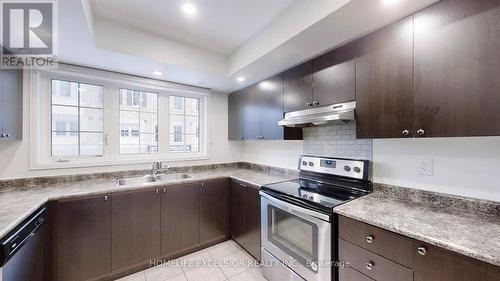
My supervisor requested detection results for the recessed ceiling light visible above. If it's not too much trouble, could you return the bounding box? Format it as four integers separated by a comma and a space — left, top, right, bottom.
181, 3, 197, 16
383, 0, 399, 5
153, 70, 163, 76
236, 77, 245, 82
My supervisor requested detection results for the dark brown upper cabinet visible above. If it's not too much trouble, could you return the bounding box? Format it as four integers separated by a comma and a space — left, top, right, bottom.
413, 0, 500, 137
161, 182, 201, 257
284, 62, 313, 112
312, 42, 356, 107
355, 17, 415, 139
228, 74, 302, 141
110, 188, 161, 273
55, 194, 111, 281
0, 69, 23, 140
200, 179, 230, 244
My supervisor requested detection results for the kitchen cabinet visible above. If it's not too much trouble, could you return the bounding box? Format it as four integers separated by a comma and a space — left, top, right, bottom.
312, 42, 356, 107
228, 74, 302, 141
55, 194, 111, 281
111, 188, 161, 272
413, 0, 500, 137
414, 242, 500, 281
283, 62, 313, 112
355, 17, 414, 139
230, 180, 261, 260
339, 215, 500, 281
0, 69, 23, 140
228, 91, 244, 140
200, 179, 230, 244
161, 182, 201, 256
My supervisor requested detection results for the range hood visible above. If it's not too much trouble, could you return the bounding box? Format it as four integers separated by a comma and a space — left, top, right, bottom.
278, 101, 356, 127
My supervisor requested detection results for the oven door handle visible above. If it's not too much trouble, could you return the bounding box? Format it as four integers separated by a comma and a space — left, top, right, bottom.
260, 192, 331, 222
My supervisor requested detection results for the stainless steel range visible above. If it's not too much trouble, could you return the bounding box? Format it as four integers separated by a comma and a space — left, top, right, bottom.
260, 155, 372, 281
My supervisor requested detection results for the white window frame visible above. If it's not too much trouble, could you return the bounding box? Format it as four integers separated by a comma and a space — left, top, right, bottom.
29, 64, 210, 170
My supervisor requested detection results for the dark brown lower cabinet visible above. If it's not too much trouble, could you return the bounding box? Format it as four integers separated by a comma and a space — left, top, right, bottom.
161, 182, 201, 256
414, 242, 500, 281
200, 179, 230, 244
111, 188, 161, 272
55, 194, 111, 281
230, 180, 261, 260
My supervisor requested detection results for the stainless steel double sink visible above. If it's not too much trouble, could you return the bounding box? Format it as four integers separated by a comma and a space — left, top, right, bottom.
115, 173, 193, 186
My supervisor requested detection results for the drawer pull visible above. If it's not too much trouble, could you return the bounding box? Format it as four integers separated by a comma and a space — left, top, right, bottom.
417, 246, 427, 256
365, 261, 374, 271
366, 235, 374, 244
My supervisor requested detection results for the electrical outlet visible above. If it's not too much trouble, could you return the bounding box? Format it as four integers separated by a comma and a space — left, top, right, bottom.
418, 158, 434, 176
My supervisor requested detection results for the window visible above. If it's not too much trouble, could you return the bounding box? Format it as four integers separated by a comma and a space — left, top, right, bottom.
51, 80, 104, 156
169, 96, 199, 153
119, 89, 158, 154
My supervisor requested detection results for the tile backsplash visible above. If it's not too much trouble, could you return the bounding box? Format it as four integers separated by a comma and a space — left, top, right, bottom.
303, 122, 373, 160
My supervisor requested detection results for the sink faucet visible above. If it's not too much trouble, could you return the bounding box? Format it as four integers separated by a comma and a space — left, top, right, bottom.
151, 161, 170, 180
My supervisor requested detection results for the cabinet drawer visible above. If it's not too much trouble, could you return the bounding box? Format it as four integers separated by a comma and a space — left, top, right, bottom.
340, 239, 413, 281
339, 216, 413, 268
339, 267, 374, 281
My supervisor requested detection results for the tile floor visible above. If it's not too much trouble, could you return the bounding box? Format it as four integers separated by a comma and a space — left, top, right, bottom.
117, 240, 267, 281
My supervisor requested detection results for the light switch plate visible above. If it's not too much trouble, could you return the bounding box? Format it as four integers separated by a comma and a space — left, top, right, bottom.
418, 158, 434, 176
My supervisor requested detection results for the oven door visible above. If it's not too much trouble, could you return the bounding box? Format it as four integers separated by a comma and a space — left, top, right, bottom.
260, 191, 332, 281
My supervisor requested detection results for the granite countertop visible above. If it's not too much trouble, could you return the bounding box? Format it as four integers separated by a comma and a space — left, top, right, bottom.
333, 184, 500, 267
0, 166, 295, 240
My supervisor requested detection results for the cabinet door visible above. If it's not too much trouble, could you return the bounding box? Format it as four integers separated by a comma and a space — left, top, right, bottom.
228, 91, 244, 140
200, 179, 230, 244
1, 69, 22, 140
284, 62, 313, 112
355, 17, 414, 138
414, 0, 500, 137
242, 85, 261, 140
111, 189, 161, 272
230, 180, 245, 243
312, 42, 355, 107
161, 182, 200, 256
56, 194, 111, 281
241, 184, 261, 261
414, 242, 500, 281
259, 74, 285, 140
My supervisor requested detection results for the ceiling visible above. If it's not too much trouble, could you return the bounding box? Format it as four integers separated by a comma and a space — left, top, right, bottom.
89, 0, 295, 55
57, 0, 440, 92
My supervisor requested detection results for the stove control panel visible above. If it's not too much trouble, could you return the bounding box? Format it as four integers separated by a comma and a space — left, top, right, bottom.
299, 155, 369, 180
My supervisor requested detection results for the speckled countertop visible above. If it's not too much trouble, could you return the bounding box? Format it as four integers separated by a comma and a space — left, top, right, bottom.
0, 164, 296, 240
333, 184, 500, 267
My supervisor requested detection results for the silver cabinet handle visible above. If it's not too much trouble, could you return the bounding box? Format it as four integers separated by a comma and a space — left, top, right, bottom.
312, 101, 319, 106
104, 195, 108, 201
417, 246, 427, 256
162, 188, 166, 193
416, 129, 425, 136
365, 261, 374, 271
155, 189, 159, 194
402, 129, 410, 136
366, 235, 374, 244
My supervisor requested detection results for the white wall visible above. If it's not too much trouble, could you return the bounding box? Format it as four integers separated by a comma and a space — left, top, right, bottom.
0, 85, 237, 179
373, 138, 500, 202
234, 140, 303, 170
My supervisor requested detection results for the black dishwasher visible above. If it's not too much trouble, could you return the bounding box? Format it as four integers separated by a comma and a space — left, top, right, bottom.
0, 206, 48, 281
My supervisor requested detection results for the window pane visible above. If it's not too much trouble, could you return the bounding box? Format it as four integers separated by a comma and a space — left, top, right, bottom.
120, 111, 139, 132
52, 132, 78, 156
169, 115, 184, 134
140, 112, 157, 134
141, 92, 157, 112
186, 116, 199, 135
140, 134, 158, 154
186, 134, 199, 152
185, 98, 199, 116
120, 89, 138, 110
52, 106, 78, 131
170, 96, 184, 113
80, 108, 103, 132
80, 133, 103, 156
79, 84, 103, 108
52, 80, 78, 106
120, 133, 139, 154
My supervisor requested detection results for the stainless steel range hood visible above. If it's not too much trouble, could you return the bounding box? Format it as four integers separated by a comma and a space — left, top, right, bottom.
278, 101, 356, 127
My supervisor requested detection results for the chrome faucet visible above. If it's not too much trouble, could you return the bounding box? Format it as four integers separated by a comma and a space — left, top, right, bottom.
151, 161, 170, 180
